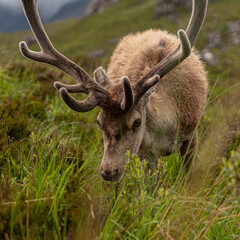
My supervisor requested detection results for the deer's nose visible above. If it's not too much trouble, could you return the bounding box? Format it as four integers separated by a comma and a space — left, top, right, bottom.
101, 169, 119, 181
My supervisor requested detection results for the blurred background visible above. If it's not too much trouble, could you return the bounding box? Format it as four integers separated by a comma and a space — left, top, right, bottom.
0, 0, 92, 32
0, 0, 240, 239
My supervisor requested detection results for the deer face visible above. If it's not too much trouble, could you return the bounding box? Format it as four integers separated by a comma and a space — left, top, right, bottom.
97, 96, 148, 182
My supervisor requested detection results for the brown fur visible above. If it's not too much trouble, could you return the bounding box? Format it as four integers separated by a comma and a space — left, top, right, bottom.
108, 29, 207, 138
98, 29, 207, 180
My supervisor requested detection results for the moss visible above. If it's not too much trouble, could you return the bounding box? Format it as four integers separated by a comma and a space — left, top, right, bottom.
0, 95, 46, 152
5, 62, 67, 98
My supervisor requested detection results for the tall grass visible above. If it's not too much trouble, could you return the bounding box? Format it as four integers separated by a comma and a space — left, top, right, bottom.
0, 66, 103, 239
0, 60, 239, 239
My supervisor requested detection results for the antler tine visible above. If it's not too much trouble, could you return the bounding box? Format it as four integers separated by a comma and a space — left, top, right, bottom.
133, 0, 208, 104
121, 77, 134, 112
60, 88, 99, 112
54, 82, 88, 94
186, 0, 208, 47
19, 0, 107, 112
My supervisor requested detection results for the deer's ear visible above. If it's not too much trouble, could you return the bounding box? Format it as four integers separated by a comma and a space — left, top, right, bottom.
142, 86, 156, 105
94, 67, 111, 88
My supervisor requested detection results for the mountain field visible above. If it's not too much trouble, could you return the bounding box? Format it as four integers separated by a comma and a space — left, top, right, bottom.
0, 0, 240, 239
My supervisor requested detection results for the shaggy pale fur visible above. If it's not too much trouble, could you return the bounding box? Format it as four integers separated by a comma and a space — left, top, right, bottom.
97, 29, 208, 178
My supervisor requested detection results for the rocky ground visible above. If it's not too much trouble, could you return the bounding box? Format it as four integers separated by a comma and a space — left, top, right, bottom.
85, 0, 120, 16
201, 20, 240, 66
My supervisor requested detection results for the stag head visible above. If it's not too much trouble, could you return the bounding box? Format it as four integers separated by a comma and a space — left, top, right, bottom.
19, 0, 208, 181
95, 73, 159, 181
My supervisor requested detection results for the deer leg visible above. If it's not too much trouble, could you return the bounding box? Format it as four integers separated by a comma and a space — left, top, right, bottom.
180, 132, 198, 169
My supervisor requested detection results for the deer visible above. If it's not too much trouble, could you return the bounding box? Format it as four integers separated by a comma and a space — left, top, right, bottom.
19, 0, 208, 182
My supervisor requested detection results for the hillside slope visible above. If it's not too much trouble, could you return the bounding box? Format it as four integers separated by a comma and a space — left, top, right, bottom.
49, 0, 91, 22
0, 0, 92, 32
0, 5, 29, 32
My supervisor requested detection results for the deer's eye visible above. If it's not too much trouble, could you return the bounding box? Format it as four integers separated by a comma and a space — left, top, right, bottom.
132, 118, 141, 130
96, 119, 102, 129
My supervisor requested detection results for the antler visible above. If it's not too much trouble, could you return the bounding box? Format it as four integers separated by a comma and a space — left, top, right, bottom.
19, 0, 107, 112
121, 77, 134, 112
133, 0, 208, 103
19, 0, 208, 113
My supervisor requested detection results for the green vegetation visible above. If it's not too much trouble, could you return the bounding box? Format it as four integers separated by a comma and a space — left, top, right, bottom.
0, 0, 239, 239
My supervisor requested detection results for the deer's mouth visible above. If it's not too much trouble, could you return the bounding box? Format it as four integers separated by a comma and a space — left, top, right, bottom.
100, 166, 125, 182
101, 169, 119, 181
